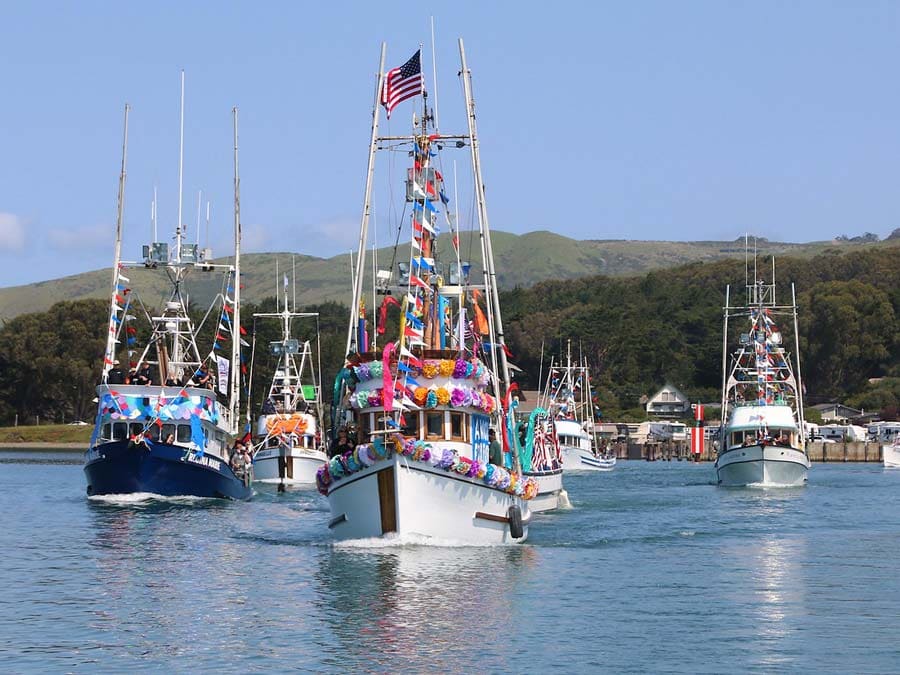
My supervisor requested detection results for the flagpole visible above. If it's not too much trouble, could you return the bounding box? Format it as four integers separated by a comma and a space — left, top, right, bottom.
346, 42, 387, 358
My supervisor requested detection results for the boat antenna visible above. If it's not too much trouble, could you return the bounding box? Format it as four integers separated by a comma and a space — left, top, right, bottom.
152, 185, 158, 242
230, 106, 242, 430
346, 42, 386, 357
103, 103, 130, 381
292, 254, 297, 312
176, 70, 185, 263
430, 16, 439, 131
205, 201, 211, 251
275, 258, 280, 313
195, 189, 202, 247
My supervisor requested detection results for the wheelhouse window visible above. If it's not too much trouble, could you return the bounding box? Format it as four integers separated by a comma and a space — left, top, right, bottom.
177, 425, 193, 443
449, 412, 465, 441
401, 411, 420, 439
359, 413, 373, 444
130, 423, 144, 439
102, 423, 111, 441
161, 424, 176, 443
425, 412, 444, 439
112, 422, 127, 440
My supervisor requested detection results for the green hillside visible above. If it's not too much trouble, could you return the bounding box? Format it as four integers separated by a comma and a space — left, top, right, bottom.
1, 229, 896, 321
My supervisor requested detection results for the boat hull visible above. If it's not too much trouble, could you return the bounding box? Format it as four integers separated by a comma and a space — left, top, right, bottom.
253, 446, 326, 485
561, 446, 616, 472
326, 455, 530, 544
523, 469, 563, 512
883, 443, 900, 468
715, 445, 809, 487
84, 440, 252, 500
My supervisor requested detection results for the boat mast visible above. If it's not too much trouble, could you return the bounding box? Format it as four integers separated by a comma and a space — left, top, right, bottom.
791, 282, 806, 442
175, 70, 185, 265
230, 106, 242, 432
719, 285, 730, 429
102, 103, 130, 382
346, 43, 386, 357
459, 38, 510, 394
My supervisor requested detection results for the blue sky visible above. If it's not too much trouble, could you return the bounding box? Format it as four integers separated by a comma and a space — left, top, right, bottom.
2, 1, 899, 286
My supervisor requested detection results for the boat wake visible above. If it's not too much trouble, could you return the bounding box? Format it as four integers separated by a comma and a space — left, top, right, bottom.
333, 532, 520, 549
88, 492, 217, 505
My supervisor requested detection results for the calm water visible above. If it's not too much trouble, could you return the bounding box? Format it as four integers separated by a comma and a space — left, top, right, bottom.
1, 451, 898, 673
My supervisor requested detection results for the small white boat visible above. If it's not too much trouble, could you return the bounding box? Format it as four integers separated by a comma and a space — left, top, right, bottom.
250, 292, 327, 487
519, 409, 564, 512
881, 425, 900, 467
715, 248, 810, 487
543, 341, 615, 473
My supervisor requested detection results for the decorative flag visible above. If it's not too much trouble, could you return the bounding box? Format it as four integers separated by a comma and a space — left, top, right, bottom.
381, 50, 424, 118
215, 355, 230, 396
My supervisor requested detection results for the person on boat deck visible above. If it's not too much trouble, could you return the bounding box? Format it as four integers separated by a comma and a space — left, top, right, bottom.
134, 362, 154, 386
231, 445, 246, 473
107, 360, 126, 384
261, 397, 276, 415
488, 429, 502, 466
329, 428, 354, 457
193, 364, 212, 389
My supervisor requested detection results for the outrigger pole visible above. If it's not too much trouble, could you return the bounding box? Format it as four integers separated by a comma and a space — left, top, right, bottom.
719, 285, 731, 431
230, 106, 242, 433
459, 38, 510, 395
102, 103, 130, 383
346, 43, 387, 358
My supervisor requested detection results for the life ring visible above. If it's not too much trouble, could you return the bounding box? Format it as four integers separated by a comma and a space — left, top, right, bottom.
507, 505, 524, 539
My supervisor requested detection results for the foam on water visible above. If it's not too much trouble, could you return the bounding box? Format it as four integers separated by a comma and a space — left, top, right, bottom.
333, 531, 519, 549
87, 492, 215, 505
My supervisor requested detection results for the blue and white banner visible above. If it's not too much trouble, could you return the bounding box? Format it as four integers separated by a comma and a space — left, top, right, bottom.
471, 413, 490, 464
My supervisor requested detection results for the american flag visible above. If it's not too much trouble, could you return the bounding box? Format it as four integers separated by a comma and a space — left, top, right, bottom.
381, 50, 424, 119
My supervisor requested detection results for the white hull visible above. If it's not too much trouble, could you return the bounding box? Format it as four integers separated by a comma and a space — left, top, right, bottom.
561, 446, 617, 472
883, 443, 900, 468
253, 447, 326, 485
715, 445, 810, 486
523, 470, 563, 512
326, 455, 530, 544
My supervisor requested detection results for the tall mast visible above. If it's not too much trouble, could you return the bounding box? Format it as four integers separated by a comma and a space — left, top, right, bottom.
102, 103, 130, 381
459, 38, 510, 393
791, 283, 806, 441
175, 70, 185, 263
346, 42, 386, 357
230, 107, 242, 430
719, 285, 731, 428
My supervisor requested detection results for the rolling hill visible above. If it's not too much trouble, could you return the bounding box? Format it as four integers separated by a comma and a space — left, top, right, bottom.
1, 229, 896, 320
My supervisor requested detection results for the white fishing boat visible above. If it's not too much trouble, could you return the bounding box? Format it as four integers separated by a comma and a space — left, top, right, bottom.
84, 82, 252, 499
879, 424, 900, 467
543, 341, 616, 473
250, 281, 327, 487
716, 248, 810, 487
316, 40, 538, 544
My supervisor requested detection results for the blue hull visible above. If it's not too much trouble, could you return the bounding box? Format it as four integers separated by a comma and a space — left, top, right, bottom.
84, 440, 251, 500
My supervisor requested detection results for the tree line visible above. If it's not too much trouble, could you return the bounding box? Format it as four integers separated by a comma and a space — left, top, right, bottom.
0, 246, 897, 427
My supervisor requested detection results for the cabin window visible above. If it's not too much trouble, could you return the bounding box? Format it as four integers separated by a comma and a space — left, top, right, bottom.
401, 411, 420, 439
177, 425, 193, 443
102, 423, 111, 441
146, 425, 160, 442
161, 424, 176, 443
425, 412, 444, 438
450, 412, 465, 441
129, 423, 144, 439
112, 422, 127, 440
359, 413, 372, 443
